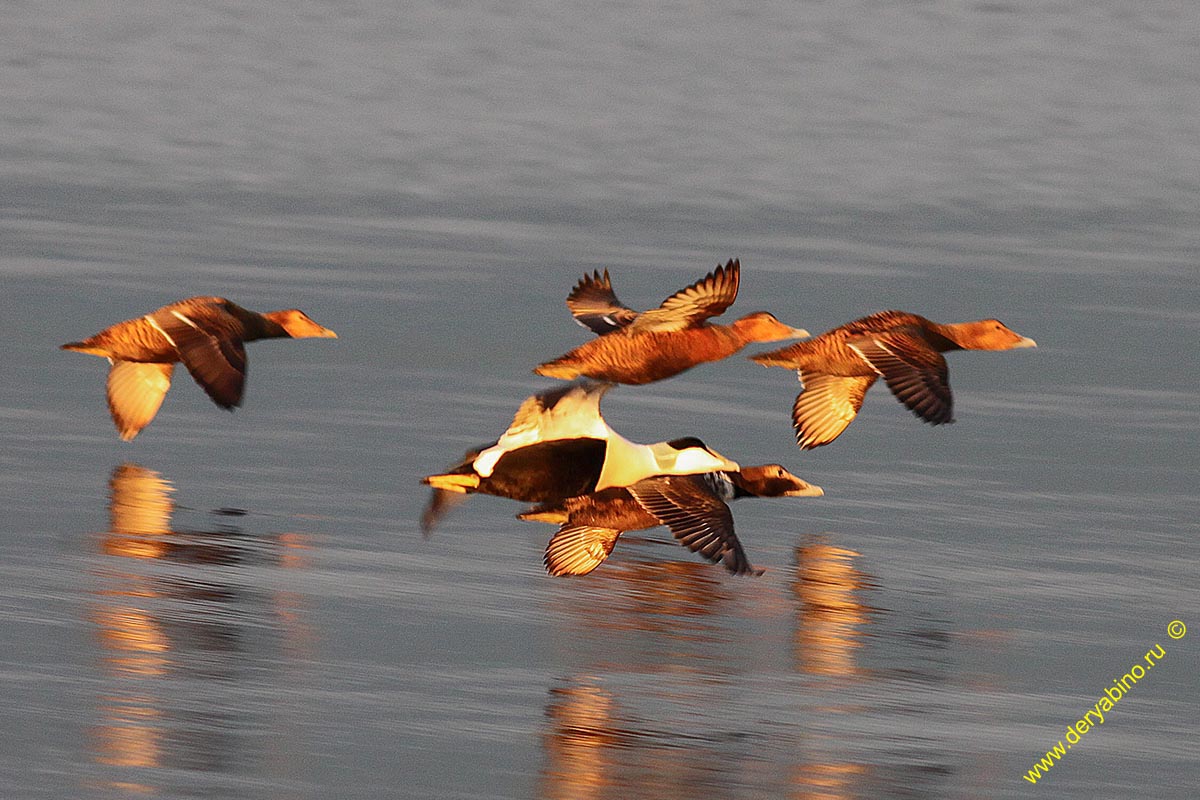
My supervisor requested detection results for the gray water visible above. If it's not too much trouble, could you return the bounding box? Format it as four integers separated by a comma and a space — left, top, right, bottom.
2, 2, 1198, 798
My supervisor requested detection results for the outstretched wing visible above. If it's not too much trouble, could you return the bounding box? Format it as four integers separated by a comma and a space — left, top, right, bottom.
627, 475, 761, 575
791, 372, 876, 449
496, 381, 613, 447
544, 525, 622, 576
106, 361, 175, 441
848, 331, 953, 425
626, 259, 741, 334
566, 270, 640, 334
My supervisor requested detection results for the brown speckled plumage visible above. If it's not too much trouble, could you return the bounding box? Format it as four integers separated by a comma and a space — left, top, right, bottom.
62, 296, 336, 440
751, 310, 1036, 449
518, 464, 823, 577
535, 259, 808, 384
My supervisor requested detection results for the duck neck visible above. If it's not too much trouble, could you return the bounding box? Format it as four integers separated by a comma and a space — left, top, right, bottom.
725, 319, 759, 347
244, 313, 291, 342
706, 472, 740, 501
925, 322, 967, 351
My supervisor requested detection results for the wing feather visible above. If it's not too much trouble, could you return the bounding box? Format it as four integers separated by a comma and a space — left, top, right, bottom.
791, 373, 877, 449
627, 475, 761, 575
626, 259, 741, 333
544, 525, 622, 576
565, 270, 639, 334
106, 362, 174, 441
849, 333, 953, 425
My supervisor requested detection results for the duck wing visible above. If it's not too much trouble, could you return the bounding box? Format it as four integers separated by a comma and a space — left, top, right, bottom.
792, 372, 877, 449
627, 259, 741, 334
627, 475, 761, 575
146, 304, 247, 409
106, 362, 175, 441
421, 443, 492, 536
566, 270, 640, 334
494, 382, 613, 450
848, 331, 954, 425
421, 488, 471, 537
544, 524, 622, 576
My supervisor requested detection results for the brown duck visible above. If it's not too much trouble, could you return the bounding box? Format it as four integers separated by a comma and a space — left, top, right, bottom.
534, 259, 809, 384
750, 310, 1036, 449
518, 464, 823, 577
62, 296, 337, 440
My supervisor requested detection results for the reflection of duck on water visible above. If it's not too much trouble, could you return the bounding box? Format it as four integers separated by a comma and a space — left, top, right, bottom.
103, 463, 251, 567
539, 681, 628, 800
109, 463, 174, 532
792, 536, 877, 678
551, 559, 731, 642
539, 669, 777, 800
91, 463, 308, 789
783, 538, 880, 799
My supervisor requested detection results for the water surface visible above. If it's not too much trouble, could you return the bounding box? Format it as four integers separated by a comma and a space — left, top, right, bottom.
1, 2, 1197, 798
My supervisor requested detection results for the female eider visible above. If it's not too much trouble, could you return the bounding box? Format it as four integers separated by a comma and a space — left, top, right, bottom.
61, 296, 337, 440
519, 464, 824, 577
421, 381, 740, 530
534, 259, 808, 385
750, 311, 1036, 449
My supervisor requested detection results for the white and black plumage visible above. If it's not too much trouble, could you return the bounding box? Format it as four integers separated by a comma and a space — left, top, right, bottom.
420, 381, 741, 533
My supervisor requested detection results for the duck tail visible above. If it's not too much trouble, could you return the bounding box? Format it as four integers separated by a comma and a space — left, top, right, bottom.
516, 506, 568, 524
61, 341, 108, 356
532, 358, 583, 380
747, 349, 799, 368
422, 473, 480, 493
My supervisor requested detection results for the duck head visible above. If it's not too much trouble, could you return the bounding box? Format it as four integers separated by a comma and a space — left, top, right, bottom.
941, 319, 1036, 351
729, 464, 824, 498
261, 309, 339, 339
732, 312, 809, 343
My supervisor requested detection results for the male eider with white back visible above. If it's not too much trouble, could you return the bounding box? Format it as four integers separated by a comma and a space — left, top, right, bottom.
421, 381, 740, 532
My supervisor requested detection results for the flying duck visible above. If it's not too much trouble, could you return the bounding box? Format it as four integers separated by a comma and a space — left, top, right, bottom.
519, 464, 824, 577
750, 311, 1037, 449
533, 259, 809, 385
421, 381, 741, 531
61, 296, 337, 440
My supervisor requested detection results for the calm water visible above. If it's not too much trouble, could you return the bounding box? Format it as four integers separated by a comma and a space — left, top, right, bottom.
2, 2, 1198, 798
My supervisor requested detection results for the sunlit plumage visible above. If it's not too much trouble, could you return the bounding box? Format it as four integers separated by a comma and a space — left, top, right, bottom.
534, 259, 808, 385
61, 296, 337, 440
751, 310, 1036, 449
421, 381, 741, 533
518, 464, 823, 576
